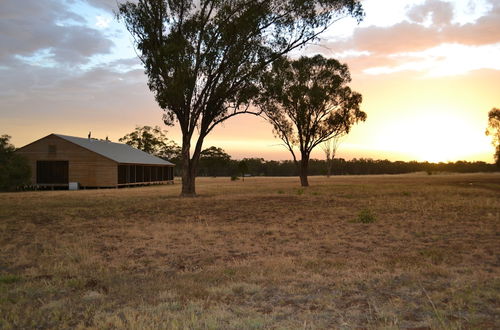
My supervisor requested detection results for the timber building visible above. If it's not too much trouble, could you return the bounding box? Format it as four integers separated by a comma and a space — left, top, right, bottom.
16, 134, 175, 188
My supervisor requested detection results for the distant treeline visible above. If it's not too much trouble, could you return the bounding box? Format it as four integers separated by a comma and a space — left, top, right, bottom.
191, 157, 499, 177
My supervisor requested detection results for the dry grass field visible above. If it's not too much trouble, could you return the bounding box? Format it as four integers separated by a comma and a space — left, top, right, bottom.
1, 173, 499, 329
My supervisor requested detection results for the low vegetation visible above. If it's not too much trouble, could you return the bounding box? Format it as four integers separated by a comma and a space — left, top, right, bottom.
353, 208, 377, 224
0, 173, 499, 328
0, 135, 31, 191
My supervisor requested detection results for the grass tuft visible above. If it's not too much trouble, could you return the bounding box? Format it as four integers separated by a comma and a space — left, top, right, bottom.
354, 208, 377, 223
0, 274, 21, 284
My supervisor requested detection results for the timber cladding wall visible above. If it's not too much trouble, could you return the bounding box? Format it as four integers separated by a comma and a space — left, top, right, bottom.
17, 135, 117, 187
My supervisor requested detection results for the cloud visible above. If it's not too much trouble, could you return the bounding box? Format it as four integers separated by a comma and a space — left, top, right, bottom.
305, 0, 500, 77
0, 55, 153, 124
96, 15, 112, 28
0, 0, 157, 141
407, 0, 454, 26
443, 3, 500, 46
0, 0, 114, 65
82, 0, 121, 13
321, 0, 500, 57
363, 43, 500, 77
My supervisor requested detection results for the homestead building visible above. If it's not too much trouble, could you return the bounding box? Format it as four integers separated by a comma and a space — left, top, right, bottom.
16, 134, 175, 189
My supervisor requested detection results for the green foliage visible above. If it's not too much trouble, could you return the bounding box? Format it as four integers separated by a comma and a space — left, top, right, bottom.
118, 0, 364, 196
257, 55, 365, 186
119, 126, 181, 160
238, 160, 249, 179
230, 175, 239, 181
0, 274, 21, 284
200, 146, 230, 161
199, 146, 232, 177
486, 107, 500, 166
0, 135, 31, 191
0, 134, 15, 153
259, 55, 366, 152
354, 209, 376, 224
195, 157, 499, 177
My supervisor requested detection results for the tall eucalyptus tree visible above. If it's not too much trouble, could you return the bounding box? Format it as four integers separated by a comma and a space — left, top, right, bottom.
118, 0, 363, 195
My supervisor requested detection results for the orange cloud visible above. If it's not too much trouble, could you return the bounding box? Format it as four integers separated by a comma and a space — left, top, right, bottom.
317, 1, 500, 57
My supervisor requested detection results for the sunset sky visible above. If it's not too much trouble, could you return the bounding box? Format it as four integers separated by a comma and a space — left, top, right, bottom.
1, 0, 499, 163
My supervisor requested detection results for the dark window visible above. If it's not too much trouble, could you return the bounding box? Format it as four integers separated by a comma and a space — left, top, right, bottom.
36, 161, 68, 184
136, 165, 144, 182
152, 166, 158, 181
130, 165, 136, 183
151, 166, 155, 181
118, 165, 127, 184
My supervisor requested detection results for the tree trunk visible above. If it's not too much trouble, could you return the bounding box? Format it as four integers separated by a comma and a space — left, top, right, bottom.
181, 134, 197, 197
181, 167, 196, 196
326, 158, 332, 178
299, 154, 310, 187
180, 130, 205, 197
181, 137, 196, 197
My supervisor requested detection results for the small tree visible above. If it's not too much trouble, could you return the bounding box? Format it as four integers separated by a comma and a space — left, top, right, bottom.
321, 136, 341, 178
486, 108, 500, 166
118, 0, 364, 196
258, 55, 366, 186
119, 125, 181, 160
0, 135, 31, 191
199, 146, 231, 177
238, 160, 249, 181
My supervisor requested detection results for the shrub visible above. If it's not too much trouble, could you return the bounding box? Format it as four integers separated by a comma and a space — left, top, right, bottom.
355, 209, 376, 223
0, 135, 31, 191
230, 175, 239, 181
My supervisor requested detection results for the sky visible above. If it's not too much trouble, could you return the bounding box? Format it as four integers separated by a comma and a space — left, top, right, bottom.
1, 0, 499, 163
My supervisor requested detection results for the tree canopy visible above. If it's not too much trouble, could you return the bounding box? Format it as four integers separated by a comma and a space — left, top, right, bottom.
257, 55, 365, 186
118, 0, 364, 196
0, 135, 31, 191
119, 125, 181, 160
198, 146, 232, 177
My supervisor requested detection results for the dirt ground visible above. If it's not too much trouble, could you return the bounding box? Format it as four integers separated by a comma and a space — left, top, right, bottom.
0, 173, 499, 329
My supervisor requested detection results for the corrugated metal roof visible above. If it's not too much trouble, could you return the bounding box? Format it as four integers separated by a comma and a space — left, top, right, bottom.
54, 134, 175, 166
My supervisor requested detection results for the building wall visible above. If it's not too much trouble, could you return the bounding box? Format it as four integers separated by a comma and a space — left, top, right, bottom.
16, 135, 118, 187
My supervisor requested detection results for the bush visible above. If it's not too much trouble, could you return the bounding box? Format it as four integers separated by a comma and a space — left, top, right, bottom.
0, 135, 31, 191
355, 209, 376, 223
230, 175, 239, 181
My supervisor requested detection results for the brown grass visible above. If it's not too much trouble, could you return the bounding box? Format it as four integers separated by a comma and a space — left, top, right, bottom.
0, 173, 499, 329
